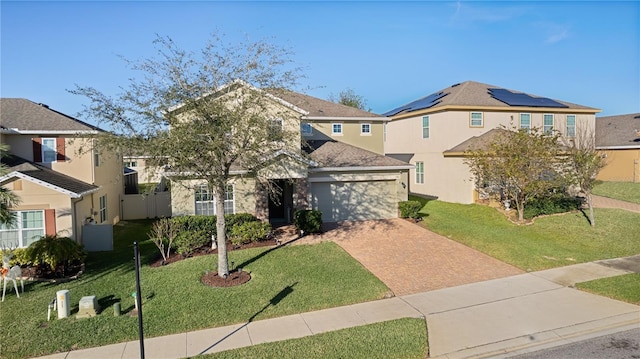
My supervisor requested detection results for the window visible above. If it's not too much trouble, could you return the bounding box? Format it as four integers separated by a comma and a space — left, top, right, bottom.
268, 118, 283, 141
99, 195, 107, 223
301, 122, 312, 136
332, 123, 343, 135
470, 112, 483, 127
124, 160, 138, 167
415, 162, 424, 184
566, 115, 576, 137
360, 123, 371, 135
519, 113, 531, 133
422, 116, 430, 139
543, 114, 554, 134
94, 148, 100, 167
42, 138, 57, 163
0, 210, 44, 248
195, 184, 235, 215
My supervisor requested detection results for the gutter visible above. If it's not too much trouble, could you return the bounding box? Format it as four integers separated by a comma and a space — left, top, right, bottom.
596, 145, 640, 150
309, 165, 414, 172
0, 129, 99, 135
302, 116, 388, 122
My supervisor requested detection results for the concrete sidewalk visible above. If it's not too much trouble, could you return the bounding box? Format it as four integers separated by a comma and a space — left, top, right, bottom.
34, 256, 640, 359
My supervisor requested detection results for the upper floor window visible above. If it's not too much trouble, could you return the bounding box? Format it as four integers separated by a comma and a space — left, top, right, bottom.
268, 118, 283, 141
99, 195, 107, 223
124, 160, 138, 167
41, 138, 57, 163
332, 123, 343, 136
301, 122, 312, 136
415, 162, 424, 184
422, 116, 430, 139
543, 114, 554, 134
566, 115, 576, 137
470, 112, 483, 127
195, 184, 235, 216
360, 123, 371, 135
519, 113, 531, 133
94, 148, 100, 167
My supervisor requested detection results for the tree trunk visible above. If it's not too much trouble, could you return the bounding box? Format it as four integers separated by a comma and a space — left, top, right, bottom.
215, 185, 229, 277
586, 192, 596, 227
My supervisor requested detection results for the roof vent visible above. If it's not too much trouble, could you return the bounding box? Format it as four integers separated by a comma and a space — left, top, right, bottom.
634, 115, 640, 119
39, 103, 49, 108
451, 83, 460, 87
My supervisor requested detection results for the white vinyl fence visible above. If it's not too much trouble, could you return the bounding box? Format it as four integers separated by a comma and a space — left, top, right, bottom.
121, 192, 172, 220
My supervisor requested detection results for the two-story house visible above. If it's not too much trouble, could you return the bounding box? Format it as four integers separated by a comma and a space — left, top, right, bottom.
0, 98, 123, 247
595, 113, 640, 182
384, 81, 600, 204
169, 84, 412, 224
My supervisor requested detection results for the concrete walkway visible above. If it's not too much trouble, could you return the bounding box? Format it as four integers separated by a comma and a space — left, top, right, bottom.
34, 256, 640, 359
592, 194, 640, 213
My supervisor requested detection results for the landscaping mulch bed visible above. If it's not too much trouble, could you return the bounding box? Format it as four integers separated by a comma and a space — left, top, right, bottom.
201, 270, 251, 287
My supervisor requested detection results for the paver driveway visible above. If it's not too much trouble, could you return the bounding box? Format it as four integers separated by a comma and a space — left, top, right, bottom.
292, 218, 524, 296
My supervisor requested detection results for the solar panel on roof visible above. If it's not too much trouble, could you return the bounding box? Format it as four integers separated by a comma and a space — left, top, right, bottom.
488, 88, 568, 108
383, 91, 449, 116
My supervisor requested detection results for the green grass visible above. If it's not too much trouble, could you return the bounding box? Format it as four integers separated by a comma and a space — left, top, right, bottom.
593, 181, 640, 204
199, 318, 427, 359
577, 273, 640, 305
412, 196, 640, 271
0, 220, 389, 359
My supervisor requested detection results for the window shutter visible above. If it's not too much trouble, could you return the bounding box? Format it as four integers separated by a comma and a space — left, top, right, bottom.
33, 138, 43, 162
56, 138, 66, 161
45, 209, 56, 236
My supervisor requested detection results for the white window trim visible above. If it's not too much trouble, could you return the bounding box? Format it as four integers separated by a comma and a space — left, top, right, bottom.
194, 184, 235, 215
519, 113, 531, 133
99, 195, 107, 223
470, 112, 484, 128
41, 138, 57, 163
566, 114, 576, 138
543, 114, 554, 134
415, 161, 424, 184
360, 123, 371, 136
422, 116, 430, 139
0, 210, 45, 248
332, 123, 343, 136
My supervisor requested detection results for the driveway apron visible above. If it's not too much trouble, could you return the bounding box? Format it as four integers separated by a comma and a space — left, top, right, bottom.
300, 218, 524, 296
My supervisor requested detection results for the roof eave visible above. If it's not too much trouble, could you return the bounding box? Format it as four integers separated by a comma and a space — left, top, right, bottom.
390, 105, 601, 121
0, 129, 100, 135
0, 171, 99, 198
309, 165, 413, 172
302, 116, 388, 122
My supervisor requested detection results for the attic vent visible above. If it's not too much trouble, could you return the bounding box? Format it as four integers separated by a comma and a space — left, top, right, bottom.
634, 115, 640, 119
39, 103, 49, 108
451, 83, 460, 87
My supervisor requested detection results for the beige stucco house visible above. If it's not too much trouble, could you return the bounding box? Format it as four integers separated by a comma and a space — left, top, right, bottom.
169, 85, 411, 223
384, 81, 600, 204
596, 113, 640, 182
0, 98, 123, 247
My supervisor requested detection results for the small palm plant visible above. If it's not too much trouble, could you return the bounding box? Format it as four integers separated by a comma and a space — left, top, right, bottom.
26, 235, 86, 277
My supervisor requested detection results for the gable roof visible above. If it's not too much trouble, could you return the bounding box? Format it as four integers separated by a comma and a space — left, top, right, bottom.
267, 89, 386, 120
0, 98, 103, 134
384, 81, 600, 119
443, 128, 511, 156
0, 155, 99, 198
596, 113, 640, 149
305, 140, 413, 171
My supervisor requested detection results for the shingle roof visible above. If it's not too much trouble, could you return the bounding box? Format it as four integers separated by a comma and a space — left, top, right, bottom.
385, 81, 599, 118
269, 89, 385, 118
0, 98, 103, 132
1, 155, 99, 196
596, 113, 640, 148
305, 140, 411, 168
443, 128, 510, 155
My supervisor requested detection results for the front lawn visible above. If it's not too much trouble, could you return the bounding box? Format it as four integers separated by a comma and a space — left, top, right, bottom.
577, 273, 640, 305
0, 220, 389, 359
593, 181, 640, 204
200, 318, 428, 359
413, 197, 640, 271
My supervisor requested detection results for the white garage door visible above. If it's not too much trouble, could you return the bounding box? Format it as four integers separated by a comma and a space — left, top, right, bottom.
310, 180, 398, 222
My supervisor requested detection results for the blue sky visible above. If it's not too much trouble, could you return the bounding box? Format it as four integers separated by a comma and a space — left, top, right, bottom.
1, 1, 638, 124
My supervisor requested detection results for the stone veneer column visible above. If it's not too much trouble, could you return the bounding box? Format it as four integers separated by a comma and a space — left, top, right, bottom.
255, 182, 269, 221
294, 178, 309, 210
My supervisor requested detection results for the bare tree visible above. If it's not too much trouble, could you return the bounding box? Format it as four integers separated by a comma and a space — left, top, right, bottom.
71, 33, 302, 277
465, 126, 565, 222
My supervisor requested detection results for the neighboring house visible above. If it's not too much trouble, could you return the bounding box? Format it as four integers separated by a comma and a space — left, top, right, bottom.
0, 98, 123, 247
595, 113, 640, 182
170, 85, 411, 223
383, 81, 600, 204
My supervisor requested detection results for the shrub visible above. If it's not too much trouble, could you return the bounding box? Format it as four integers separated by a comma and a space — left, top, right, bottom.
524, 194, 582, 219
149, 218, 179, 263
293, 210, 323, 234
229, 221, 272, 246
1, 248, 30, 267
26, 235, 86, 276
170, 215, 217, 233
225, 213, 260, 230
398, 201, 423, 219
173, 230, 210, 257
